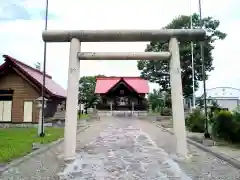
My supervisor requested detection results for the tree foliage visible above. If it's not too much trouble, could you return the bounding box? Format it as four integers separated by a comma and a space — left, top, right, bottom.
148, 89, 171, 111
148, 89, 163, 111
78, 75, 105, 108
137, 13, 226, 98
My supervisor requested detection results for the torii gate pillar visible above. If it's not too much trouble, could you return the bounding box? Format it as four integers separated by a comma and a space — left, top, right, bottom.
64, 38, 80, 160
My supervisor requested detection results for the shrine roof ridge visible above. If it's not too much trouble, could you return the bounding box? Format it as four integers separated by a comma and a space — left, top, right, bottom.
96, 76, 145, 80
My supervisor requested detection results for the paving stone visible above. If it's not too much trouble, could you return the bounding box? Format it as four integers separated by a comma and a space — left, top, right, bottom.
59, 125, 190, 179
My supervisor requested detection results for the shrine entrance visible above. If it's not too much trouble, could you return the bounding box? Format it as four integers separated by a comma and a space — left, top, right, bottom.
42, 29, 205, 160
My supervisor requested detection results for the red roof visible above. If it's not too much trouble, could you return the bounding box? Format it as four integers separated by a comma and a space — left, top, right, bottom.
1, 55, 66, 98
95, 77, 149, 94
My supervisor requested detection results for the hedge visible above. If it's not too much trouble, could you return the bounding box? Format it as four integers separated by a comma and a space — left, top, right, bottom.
186, 108, 240, 143
185, 108, 205, 133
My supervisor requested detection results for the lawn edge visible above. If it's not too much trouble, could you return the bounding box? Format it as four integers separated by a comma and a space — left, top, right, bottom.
0, 125, 91, 174
151, 121, 240, 169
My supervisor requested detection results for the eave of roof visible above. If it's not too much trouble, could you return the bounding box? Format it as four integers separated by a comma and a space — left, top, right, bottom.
1, 54, 66, 98
95, 77, 149, 94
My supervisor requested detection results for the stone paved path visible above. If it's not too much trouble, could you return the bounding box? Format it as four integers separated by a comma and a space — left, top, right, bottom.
58, 117, 240, 180
59, 123, 190, 179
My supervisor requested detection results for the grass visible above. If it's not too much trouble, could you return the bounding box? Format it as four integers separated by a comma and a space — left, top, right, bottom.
0, 127, 64, 163
78, 113, 89, 120
148, 112, 162, 117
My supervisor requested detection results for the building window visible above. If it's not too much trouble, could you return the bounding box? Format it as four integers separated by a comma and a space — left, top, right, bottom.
120, 90, 124, 95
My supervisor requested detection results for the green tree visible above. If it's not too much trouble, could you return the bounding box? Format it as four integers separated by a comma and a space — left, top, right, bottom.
148, 89, 163, 112
163, 91, 172, 108
137, 13, 226, 98
78, 75, 105, 109
148, 89, 172, 112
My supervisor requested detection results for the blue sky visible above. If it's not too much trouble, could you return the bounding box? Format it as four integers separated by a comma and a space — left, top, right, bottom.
0, 0, 57, 20
0, 0, 240, 96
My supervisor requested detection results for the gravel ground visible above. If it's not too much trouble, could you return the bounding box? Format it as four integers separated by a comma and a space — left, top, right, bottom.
130, 118, 240, 180
2, 117, 240, 180
59, 122, 190, 179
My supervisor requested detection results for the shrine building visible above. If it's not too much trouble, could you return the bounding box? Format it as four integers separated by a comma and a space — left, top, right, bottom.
94, 77, 149, 116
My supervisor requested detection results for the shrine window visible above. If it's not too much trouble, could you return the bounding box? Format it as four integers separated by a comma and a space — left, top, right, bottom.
120, 90, 124, 95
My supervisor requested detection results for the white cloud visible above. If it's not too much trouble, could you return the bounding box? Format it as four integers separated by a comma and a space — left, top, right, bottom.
0, 0, 239, 95
197, 20, 240, 95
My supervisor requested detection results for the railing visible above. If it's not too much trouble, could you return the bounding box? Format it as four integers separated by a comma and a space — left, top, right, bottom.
113, 105, 131, 111
96, 104, 148, 111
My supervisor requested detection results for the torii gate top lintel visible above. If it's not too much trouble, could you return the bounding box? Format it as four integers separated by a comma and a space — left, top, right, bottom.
42, 29, 205, 42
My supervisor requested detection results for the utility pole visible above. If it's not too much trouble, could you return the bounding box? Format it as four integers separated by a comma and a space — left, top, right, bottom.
190, 0, 195, 109
40, 0, 49, 137
198, 0, 210, 138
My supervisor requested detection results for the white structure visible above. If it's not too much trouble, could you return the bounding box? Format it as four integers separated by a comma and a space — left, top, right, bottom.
202, 87, 240, 111
42, 29, 205, 160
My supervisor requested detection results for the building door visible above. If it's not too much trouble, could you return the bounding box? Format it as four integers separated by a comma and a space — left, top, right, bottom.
0, 101, 12, 122
23, 101, 33, 122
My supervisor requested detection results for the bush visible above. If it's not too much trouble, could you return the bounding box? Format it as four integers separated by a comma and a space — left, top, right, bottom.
185, 108, 205, 133
161, 107, 172, 116
209, 110, 240, 143
185, 108, 240, 143
212, 110, 232, 140
212, 110, 240, 142
230, 112, 240, 142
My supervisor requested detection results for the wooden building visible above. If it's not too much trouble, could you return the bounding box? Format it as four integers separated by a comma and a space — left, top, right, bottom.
0, 55, 66, 123
95, 77, 149, 112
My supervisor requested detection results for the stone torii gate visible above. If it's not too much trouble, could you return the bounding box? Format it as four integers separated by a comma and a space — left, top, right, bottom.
42, 29, 205, 161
